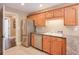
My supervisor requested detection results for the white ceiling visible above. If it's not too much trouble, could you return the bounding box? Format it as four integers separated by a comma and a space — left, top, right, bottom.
4, 3, 62, 14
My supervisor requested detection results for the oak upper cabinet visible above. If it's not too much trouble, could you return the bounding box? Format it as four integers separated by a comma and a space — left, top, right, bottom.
45, 10, 53, 19
43, 36, 51, 53
64, 5, 78, 26
31, 33, 35, 47
28, 13, 45, 27
54, 8, 64, 17
33, 15, 38, 26
50, 37, 66, 55
35, 13, 46, 26
28, 15, 36, 20
27, 16, 33, 20
28, 15, 38, 26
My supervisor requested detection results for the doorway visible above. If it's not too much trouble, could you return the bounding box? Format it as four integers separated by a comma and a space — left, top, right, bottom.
3, 16, 16, 50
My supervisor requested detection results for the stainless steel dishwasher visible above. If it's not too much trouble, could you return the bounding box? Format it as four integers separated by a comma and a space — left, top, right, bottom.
34, 34, 42, 50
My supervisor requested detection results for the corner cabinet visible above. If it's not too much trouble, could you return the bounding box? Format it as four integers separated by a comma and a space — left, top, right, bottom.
64, 5, 78, 26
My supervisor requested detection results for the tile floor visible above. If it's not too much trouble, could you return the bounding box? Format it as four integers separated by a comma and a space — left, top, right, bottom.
4, 45, 48, 55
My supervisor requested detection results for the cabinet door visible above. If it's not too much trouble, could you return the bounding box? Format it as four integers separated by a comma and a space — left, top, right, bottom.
50, 37, 63, 55
45, 11, 53, 19
54, 8, 64, 17
64, 5, 77, 26
36, 13, 45, 26
43, 36, 51, 53
28, 13, 45, 27
31, 33, 35, 46
61, 39, 66, 55
27, 16, 33, 20
28, 15, 36, 20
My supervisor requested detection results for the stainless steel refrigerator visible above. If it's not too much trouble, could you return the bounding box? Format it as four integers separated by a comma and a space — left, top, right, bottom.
21, 19, 35, 47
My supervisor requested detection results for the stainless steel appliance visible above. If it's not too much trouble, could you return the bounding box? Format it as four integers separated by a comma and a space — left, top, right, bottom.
21, 19, 35, 47
34, 34, 42, 50
3, 17, 10, 50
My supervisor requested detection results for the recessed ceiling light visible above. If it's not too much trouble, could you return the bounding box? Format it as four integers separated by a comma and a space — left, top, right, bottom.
40, 4, 43, 7
21, 3, 24, 5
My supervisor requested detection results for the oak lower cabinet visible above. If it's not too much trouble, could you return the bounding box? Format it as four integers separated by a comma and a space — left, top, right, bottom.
31, 33, 35, 47
43, 36, 66, 55
50, 37, 66, 55
61, 39, 66, 54
43, 36, 51, 53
